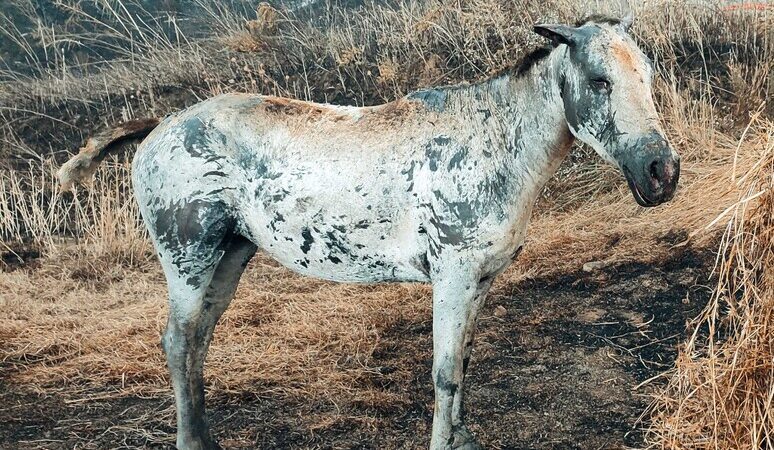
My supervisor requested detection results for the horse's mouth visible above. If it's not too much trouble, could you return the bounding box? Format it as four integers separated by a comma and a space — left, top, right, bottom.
623, 165, 659, 207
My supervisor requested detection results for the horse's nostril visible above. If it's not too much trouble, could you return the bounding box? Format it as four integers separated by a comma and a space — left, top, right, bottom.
649, 160, 661, 185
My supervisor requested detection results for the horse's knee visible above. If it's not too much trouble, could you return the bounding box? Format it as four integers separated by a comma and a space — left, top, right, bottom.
435, 369, 459, 400
433, 335, 464, 398
161, 325, 185, 378
161, 318, 188, 359
161, 307, 199, 359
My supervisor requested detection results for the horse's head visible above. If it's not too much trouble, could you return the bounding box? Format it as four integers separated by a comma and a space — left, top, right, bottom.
534, 4, 680, 207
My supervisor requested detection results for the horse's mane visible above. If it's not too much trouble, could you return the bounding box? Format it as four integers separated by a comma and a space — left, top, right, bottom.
424, 14, 623, 91
501, 14, 622, 79
477, 45, 552, 84
511, 46, 554, 76
575, 14, 622, 27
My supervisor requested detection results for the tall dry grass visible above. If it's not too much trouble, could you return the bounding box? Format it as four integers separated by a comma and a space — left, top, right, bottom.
644, 118, 774, 449
0, 160, 149, 268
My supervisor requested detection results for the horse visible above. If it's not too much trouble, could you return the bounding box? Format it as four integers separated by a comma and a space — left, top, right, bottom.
58, 5, 679, 449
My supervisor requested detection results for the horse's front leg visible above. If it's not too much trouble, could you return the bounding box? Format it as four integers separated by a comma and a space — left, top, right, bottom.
430, 272, 489, 450
452, 279, 492, 441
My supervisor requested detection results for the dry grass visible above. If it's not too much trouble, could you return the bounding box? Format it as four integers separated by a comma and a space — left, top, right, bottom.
0, 0, 773, 447
644, 119, 774, 449
0, 160, 148, 264
1, 250, 431, 403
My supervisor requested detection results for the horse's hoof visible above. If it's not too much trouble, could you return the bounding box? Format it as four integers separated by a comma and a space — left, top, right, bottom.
454, 442, 483, 450
451, 425, 483, 450
176, 435, 222, 450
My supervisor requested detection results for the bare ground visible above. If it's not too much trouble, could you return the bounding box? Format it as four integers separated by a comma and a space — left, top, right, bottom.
0, 247, 711, 450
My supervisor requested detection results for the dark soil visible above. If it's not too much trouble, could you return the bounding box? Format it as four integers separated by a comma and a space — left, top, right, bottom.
0, 247, 40, 272
0, 251, 712, 449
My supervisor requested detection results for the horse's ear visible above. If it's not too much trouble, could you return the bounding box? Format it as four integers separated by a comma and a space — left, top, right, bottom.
533, 24, 580, 47
619, 0, 635, 31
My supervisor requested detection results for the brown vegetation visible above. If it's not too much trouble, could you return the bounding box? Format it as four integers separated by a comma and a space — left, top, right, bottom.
0, 0, 772, 448
645, 120, 773, 448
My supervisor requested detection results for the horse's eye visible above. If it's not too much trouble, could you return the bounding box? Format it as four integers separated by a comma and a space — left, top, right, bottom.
591, 78, 611, 91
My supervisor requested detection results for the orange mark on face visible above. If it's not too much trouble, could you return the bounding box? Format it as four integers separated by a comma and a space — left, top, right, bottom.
610, 40, 638, 73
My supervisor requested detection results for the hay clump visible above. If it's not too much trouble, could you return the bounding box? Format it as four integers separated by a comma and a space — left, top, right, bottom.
646, 117, 774, 448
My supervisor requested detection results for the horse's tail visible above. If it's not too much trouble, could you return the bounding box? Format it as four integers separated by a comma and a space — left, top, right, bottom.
58, 117, 161, 191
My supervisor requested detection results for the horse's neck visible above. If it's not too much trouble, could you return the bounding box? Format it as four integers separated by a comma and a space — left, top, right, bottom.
471, 49, 574, 197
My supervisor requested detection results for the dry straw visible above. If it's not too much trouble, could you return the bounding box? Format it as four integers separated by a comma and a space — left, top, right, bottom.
645, 116, 774, 449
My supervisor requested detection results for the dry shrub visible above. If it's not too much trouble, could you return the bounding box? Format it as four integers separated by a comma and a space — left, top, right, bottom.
644, 117, 774, 448
727, 60, 772, 119
0, 159, 150, 265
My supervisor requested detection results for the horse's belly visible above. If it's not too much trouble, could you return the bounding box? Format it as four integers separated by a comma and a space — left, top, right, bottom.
237, 183, 429, 284
247, 222, 429, 283
257, 238, 428, 283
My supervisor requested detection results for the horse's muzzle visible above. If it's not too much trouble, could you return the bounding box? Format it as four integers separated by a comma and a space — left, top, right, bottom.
621, 135, 680, 207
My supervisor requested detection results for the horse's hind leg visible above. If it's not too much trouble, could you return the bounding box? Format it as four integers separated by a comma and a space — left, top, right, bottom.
149, 201, 256, 450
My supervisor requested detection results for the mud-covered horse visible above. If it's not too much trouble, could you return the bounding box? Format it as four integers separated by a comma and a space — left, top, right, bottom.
59, 5, 679, 449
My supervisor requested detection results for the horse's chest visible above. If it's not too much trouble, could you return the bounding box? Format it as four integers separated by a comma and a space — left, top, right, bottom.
476, 218, 529, 276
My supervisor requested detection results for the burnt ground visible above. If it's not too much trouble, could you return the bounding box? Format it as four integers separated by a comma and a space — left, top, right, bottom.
0, 251, 712, 450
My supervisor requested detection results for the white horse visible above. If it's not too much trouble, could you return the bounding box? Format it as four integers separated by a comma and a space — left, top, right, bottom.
59, 6, 679, 449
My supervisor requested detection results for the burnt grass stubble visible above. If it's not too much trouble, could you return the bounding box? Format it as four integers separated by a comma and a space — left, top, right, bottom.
1, 246, 713, 449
